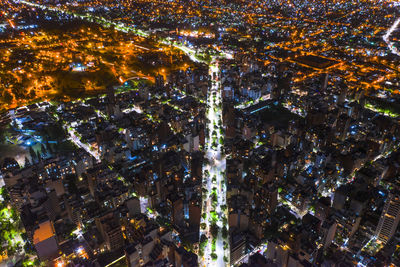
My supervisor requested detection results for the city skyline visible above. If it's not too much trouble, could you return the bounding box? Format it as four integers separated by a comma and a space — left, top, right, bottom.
0, 0, 400, 266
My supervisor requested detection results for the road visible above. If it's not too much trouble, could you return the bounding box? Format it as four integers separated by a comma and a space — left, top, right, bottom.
199, 62, 229, 267
383, 17, 400, 56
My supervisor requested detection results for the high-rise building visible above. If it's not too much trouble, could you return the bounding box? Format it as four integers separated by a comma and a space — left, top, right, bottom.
95, 212, 124, 251
319, 217, 337, 249
189, 199, 201, 228
106, 85, 116, 117
230, 231, 245, 265
33, 220, 59, 261
126, 197, 141, 217
320, 72, 329, 91
107, 85, 116, 105
168, 196, 184, 227
375, 193, 400, 244
155, 74, 164, 88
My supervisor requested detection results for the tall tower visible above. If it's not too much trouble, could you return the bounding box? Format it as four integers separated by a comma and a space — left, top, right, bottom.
106, 85, 116, 117
321, 72, 329, 91
107, 85, 116, 105
375, 193, 400, 244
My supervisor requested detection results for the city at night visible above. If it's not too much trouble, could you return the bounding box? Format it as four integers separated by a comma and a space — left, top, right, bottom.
0, 0, 400, 266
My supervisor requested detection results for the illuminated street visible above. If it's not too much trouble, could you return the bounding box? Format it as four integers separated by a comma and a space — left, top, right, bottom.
383, 17, 400, 56
199, 61, 229, 266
